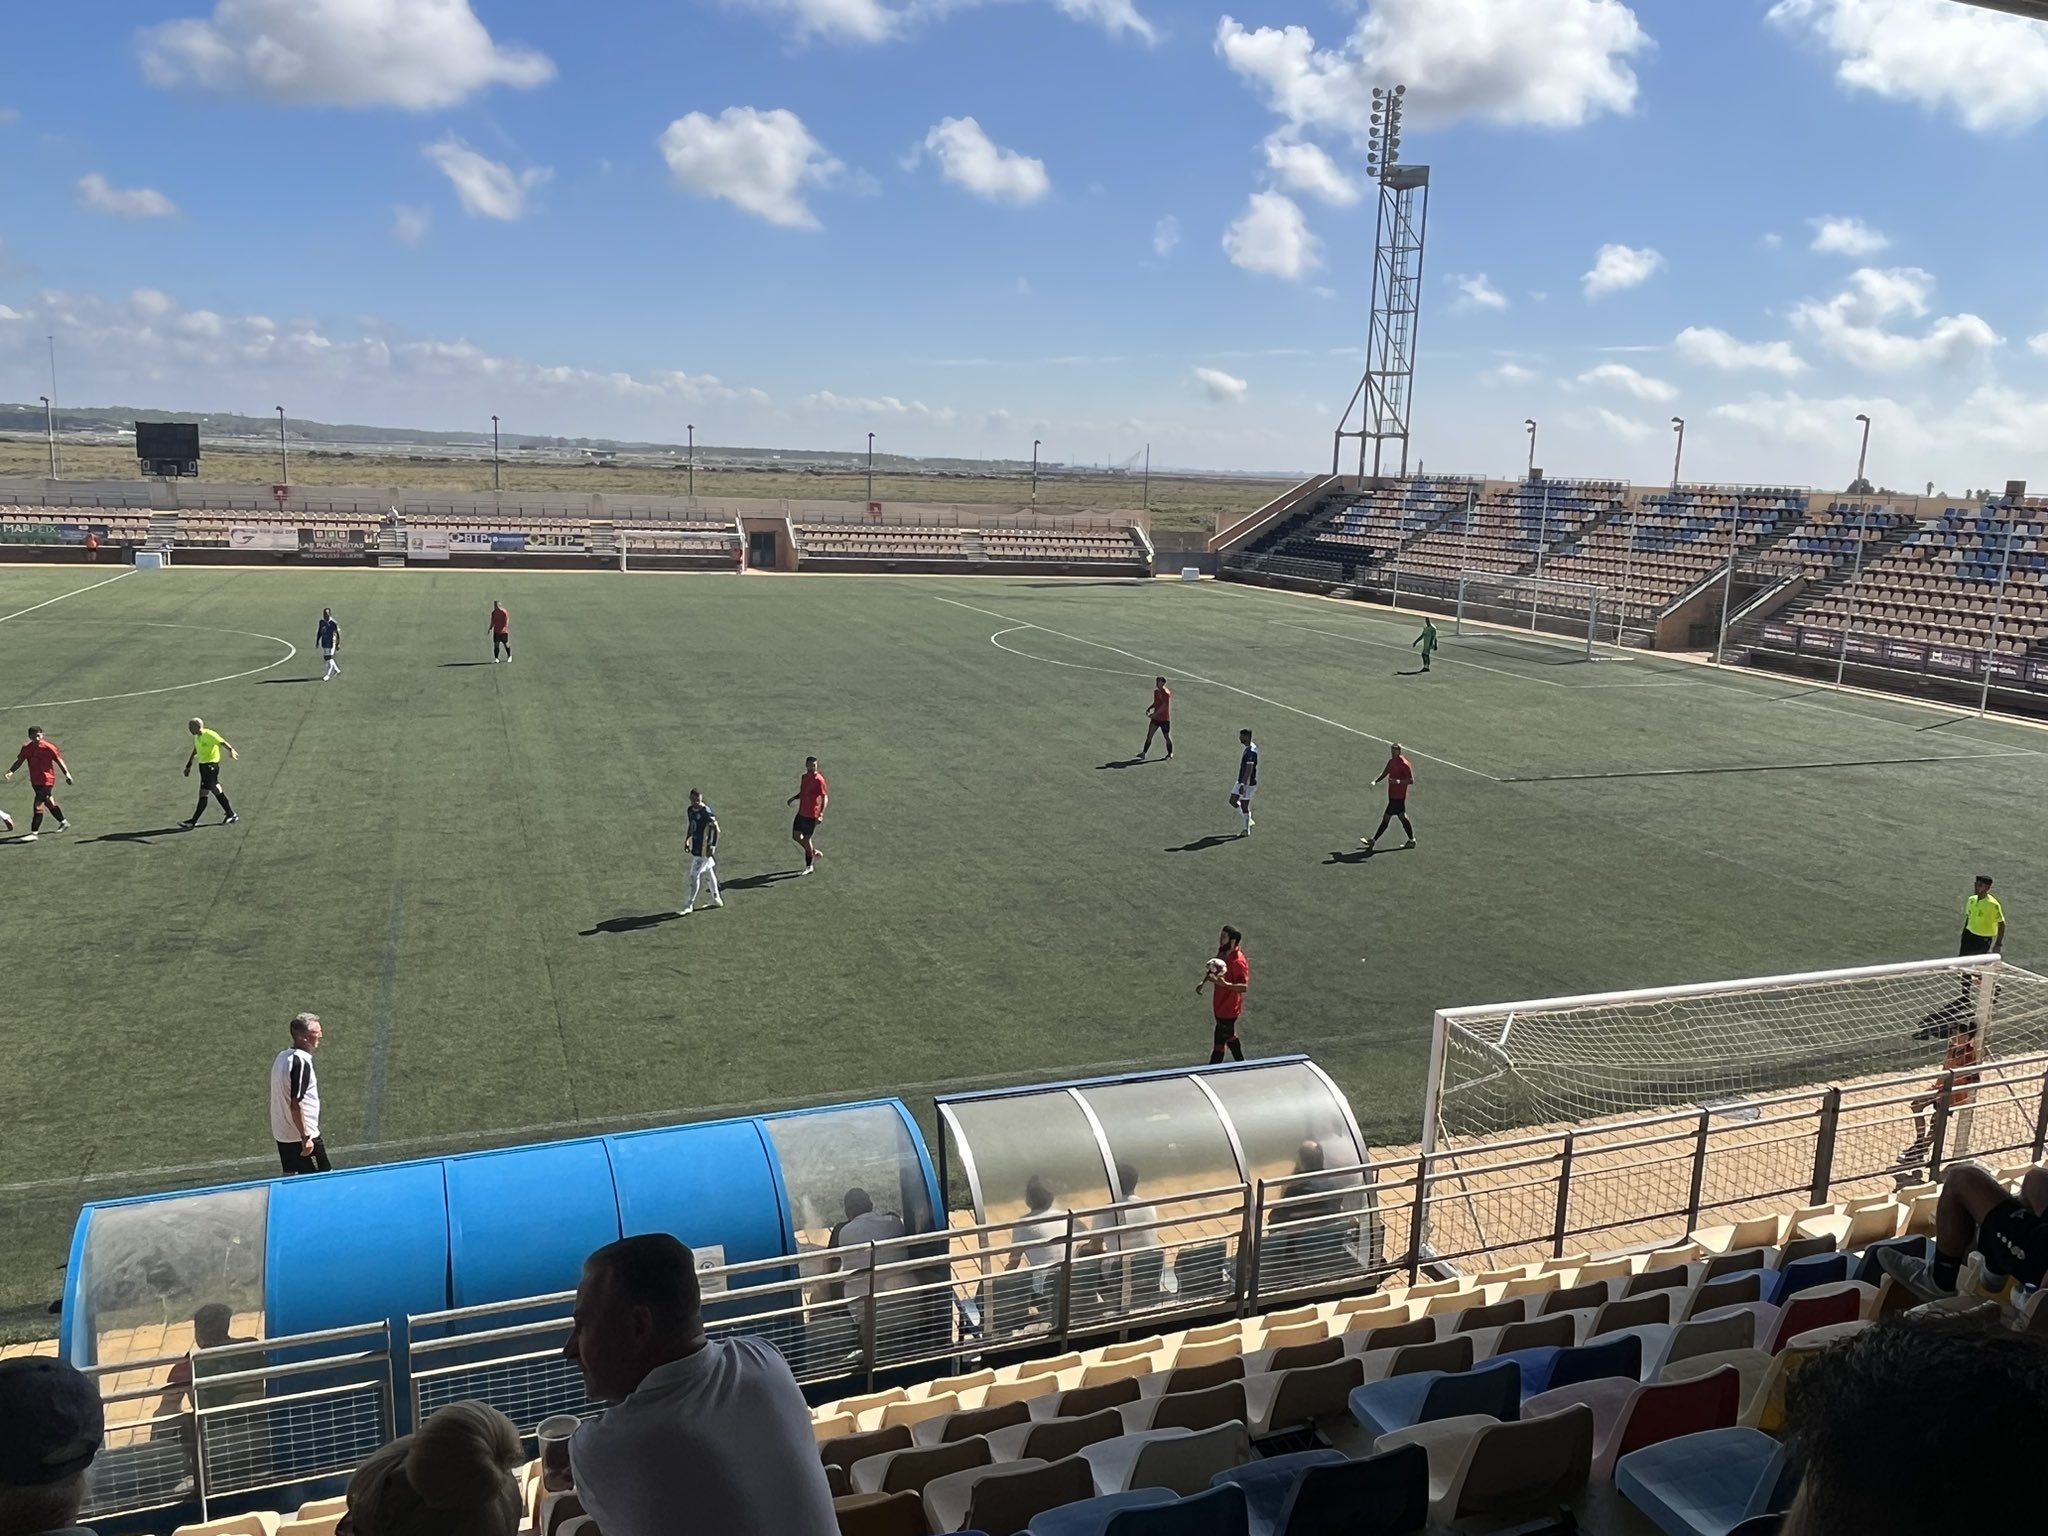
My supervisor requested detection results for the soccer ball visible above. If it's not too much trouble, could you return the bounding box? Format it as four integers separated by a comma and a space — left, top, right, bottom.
1206, 957, 1226, 977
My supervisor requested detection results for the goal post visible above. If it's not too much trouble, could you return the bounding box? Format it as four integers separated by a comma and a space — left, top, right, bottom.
1453, 571, 1604, 660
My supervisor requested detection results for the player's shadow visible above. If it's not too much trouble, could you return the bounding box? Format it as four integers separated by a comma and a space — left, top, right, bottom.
254, 677, 319, 686
83, 826, 191, 844
1166, 834, 1241, 853
440, 661, 496, 668
720, 870, 807, 891
1324, 848, 1373, 864
1096, 756, 1153, 770
1396, 668, 1430, 677
580, 912, 682, 935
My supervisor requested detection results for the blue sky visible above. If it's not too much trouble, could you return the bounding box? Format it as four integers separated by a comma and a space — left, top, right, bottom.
2, 0, 2047, 485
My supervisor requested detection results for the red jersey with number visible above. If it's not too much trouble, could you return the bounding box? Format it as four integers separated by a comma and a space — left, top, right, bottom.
1151, 685, 1171, 721
1383, 755, 1414, 796
798, 770, 828, 819
17, 739, 62, 788
1213, 949, 1249, 1022
490, 606, 509, 634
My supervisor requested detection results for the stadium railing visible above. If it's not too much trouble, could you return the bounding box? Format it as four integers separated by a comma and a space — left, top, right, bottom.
71, 1050, 2048, 1522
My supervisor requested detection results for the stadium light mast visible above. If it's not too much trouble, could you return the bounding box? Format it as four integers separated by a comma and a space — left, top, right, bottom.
1853, 412, 1872, 491
867, 432, 875, 505
687, 424, 696, 503
1332, 83, 1429, 481
1524, 418, 1537, 481
275, 406, 288, 485
1670, 416, 1686, 487
492, 415, 501, 491
39, 395, 55, 480
1031, 439, 1041, 504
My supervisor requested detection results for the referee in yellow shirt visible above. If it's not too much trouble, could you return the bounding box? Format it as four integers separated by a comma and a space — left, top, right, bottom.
1960, 874, 2006, 957
181, 716, 240, 829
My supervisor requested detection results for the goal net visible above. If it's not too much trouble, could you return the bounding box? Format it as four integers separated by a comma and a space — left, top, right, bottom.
1415, 955, 2048, 1267
1453, 571, 1604, 659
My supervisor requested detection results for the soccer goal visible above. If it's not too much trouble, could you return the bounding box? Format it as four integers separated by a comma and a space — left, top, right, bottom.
1453, 571, 1604, 659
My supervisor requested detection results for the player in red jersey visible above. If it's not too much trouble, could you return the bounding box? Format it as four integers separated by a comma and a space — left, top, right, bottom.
787, 755, 829, 873
5, 726, 74, 841
1198, 926, 1250, 1064
1139, 677, 1174, 760
489, 600, 512, 663
1362, 743, 1416, 851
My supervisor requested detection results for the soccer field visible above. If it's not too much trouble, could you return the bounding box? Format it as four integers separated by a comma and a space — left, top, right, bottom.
2, 565, 2044, 1320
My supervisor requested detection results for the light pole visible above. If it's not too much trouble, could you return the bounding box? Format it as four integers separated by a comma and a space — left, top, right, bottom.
46, 335, 60, 478
1833, 496, 1873, 691
687, 424, 696, 503
866, 432, 875, 506
1523, 419, 1537, 481
1031, 439, 1041, 505
492, 415, 501, 491
39, 395, 55, 479
1142, 444, 1150, 512
1670, 416, 1686, 487
275, 406, 288, 486
1853, 412, 1872, 490
1979, 509, 2018, 718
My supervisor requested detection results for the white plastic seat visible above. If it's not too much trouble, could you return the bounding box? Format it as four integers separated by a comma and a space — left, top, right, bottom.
1077, 1422, 1256, 1496
1377, 1404, 1596, 1522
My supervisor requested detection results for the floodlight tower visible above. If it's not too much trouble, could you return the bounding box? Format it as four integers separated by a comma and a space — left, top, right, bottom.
1332, 83, 1430, 480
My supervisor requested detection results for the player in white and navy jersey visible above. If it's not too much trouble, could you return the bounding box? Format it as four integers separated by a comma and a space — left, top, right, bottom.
680, 788, 722, 915
316, 608, 341, 681
1229, 729, 1259, 835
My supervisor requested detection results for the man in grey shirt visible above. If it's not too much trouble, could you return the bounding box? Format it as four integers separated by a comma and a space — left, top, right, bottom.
565, 1233, 836, 1536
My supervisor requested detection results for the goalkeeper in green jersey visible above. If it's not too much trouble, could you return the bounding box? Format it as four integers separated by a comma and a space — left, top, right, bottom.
1413, 617, 1439, 672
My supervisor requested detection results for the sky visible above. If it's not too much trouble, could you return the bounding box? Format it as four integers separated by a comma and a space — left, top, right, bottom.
2, 0, 2047, 486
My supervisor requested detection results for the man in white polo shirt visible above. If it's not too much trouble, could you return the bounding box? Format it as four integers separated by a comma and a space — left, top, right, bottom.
269, 1013, 330, 1175
565, 1233, 836, 1536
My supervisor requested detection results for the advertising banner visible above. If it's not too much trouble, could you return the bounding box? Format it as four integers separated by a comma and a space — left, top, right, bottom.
0, 521, 62, 544
526, 530, 586, 552
406, 528, 451, 561
447, 530, 521, 553
231, 526, 300, 553
298, 528, 367, 562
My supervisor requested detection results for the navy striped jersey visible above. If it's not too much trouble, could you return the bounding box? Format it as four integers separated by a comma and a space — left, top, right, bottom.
316, 616, 340, 648
686, 802, 718, 857
1238, 740, 1259, 786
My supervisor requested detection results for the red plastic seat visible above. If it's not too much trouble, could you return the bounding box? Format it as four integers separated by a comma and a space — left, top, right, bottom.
1768, 1289, 1860, 1353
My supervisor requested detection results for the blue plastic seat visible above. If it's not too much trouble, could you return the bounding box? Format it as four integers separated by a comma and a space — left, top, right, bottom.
1348, 1358, 1520, 1438
1255, 1445, 1428, 1536
1615, 1427, 1792, 1536
1493, 1332, 1640, 1397
1206, 1451, 1343, 1536
1102, 1482, 1249, 1535
1765, 1252, 1848, 1306
1028, 1487, 1180, 1536
1851, 1235, 1926, 1286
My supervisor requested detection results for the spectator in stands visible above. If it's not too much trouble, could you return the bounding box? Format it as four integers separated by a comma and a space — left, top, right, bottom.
339, 1399, 522, 1536
1779, 1314, 2048, 1535
0, 1356, 103, 1536
564, 1233, 836, 1536
1881, 1162, 2048, 1306
826, 1187, 905, 1303
153, 1302, 261, 1478
1004, 1176, 1071, 1296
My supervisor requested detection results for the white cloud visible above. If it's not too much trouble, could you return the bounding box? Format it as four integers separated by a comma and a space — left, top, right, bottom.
392, 204, 432, 245
1809, 214, 1888, 257
77, 173, 179, 220
0, 305, 22, 322
1153, 216, 1181, 258
1193, 366, 1250, 404
1761, 231, 1783, 249
1790, 265, 2001, 370
130, 289, 178, 318
658, 107, 842, 229
1449, 273, 1509, 314
1590, 406, 1653, 442
0, 107, 18, 126
1768, 0, 2048, 132
136, 0, 553, 110
2031, 332, 2048, 357
1261, 136, 1360, 206
1484, 361, 1540, 385
1215, 0, 1647, 137
1050, 0, 1155, 43
424, 137, 549, 221
1222, 191, 1321, 282
917, 117, 1051, 205
1579, 361, 1676, 402
1674, 326, 1808, 377
1581, 242, 1663, 298
801, 390, 956, 422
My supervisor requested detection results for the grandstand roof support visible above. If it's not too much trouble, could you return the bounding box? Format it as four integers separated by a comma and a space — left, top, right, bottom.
1334, 163, 1430, 480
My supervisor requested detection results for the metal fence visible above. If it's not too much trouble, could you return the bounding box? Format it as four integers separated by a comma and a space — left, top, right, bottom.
73, 1053, 2048, 1522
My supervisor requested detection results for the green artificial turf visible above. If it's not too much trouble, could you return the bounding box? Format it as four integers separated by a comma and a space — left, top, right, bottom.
1, 564, 2043, 1315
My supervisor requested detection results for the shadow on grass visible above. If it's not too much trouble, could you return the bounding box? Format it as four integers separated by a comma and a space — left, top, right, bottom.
1096, 756, 1154, 770
720, 870, 807, 891
1166, 833, 1241, 853
1324, 849, 1373, 864
1396, 668, 1430, 677
581, 911, 682, 935
440, 661, 497, 668
254, 677, 320, 686
83, 826, 192, 844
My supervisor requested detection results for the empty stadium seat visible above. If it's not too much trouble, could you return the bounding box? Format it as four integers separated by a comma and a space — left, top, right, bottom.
1615, 1426, 1790, 1536
1348, 1358, 1520, 1438
1079, 1424, 1256, 1497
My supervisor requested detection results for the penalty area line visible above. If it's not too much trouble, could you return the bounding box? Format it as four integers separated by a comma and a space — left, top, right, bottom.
0, 621, 298, 711
0, 570, 134, 624
1497, 748, 2038, 783
934, 594, 1501, 781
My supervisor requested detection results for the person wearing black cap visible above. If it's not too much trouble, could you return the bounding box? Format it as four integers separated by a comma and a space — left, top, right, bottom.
0, 1356, 104, 1536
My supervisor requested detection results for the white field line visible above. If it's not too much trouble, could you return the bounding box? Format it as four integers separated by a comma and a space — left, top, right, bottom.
1268, 619, 1701, 690
0, 570, 134, 623
934, 594, 1502, 781
0, 621, 297, 711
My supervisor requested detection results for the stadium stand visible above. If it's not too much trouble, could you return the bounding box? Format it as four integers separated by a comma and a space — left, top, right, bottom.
1232, 478, 1478, 579
1386, 479, 1629, 588
1538, 487, 1806, 626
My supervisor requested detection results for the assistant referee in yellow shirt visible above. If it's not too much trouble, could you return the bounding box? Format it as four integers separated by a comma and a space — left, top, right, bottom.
1959, 874, 2006, 956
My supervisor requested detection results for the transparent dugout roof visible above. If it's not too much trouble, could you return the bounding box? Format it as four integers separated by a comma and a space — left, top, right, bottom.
73, 1186, 269, 1366
764, 1103, 935, 1249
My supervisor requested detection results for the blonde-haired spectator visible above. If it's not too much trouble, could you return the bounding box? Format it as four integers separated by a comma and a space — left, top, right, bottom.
339, 1400, 522, 1536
